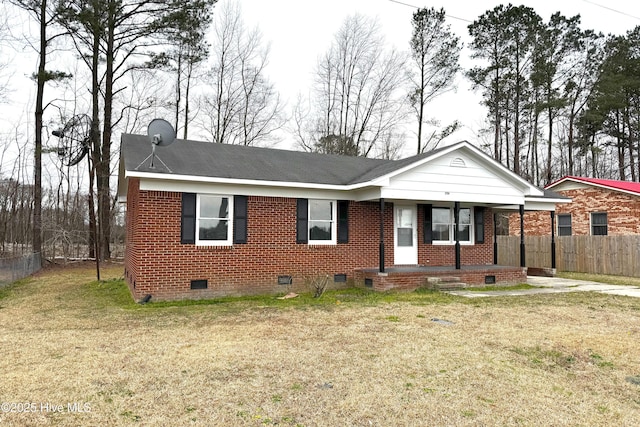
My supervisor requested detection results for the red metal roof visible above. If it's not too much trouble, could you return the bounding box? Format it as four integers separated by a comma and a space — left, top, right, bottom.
546, 175, 640, 195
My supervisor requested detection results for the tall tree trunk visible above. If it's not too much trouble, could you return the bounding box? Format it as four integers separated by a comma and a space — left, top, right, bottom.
33, 0, 46, 257
493, 64, 501, 162
98, 2, 115, 260
568, 108, 575, 175
89, 5, 101, 261
547, 105, 553, 185
625, 108, 636, 181
174, 49, 182, 134
416, 52, 425, 154
183, 59, 192, 139
513, 56, 521, 176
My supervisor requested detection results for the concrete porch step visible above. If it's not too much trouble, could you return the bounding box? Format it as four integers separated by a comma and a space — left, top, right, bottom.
432, 282, 468, 291
425, 276, 468, 291
426, 276, 461, 284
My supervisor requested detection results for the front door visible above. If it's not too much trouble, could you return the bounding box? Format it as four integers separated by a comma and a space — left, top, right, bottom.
394, 205, 418, 265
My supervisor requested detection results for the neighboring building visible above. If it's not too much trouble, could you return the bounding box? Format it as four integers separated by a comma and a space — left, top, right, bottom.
118, 136, 560, 301
510, 176, 640, 236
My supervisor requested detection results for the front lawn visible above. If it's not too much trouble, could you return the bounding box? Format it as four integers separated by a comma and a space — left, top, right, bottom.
1, 262, 639, 426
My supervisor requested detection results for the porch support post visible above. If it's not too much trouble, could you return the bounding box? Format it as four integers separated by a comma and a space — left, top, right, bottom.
519, 204, 526, 268
550, 211, 556, 269
493, 212, 498, 265
379, 198, 385, 273
454, 201, 461, 270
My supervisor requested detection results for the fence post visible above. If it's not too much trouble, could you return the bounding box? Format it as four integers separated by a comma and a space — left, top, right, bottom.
550, 212, 556, 269
519, 205, 525, 268
493, 212, 498, 265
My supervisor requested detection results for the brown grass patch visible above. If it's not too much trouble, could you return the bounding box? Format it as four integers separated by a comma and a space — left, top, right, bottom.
1, 264, 639, 426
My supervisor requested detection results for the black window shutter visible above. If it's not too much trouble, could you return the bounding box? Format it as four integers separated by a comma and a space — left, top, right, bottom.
337, 200, 349, 243
296, 198, 308, 244
181, 193, 196, 244
474, 206, 485, 244
423, 204, 433, 244
233, 195, 248, 244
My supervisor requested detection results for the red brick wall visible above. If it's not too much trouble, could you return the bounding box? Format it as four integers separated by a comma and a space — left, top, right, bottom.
510, 187, 640, 236
124, 181, 495, 300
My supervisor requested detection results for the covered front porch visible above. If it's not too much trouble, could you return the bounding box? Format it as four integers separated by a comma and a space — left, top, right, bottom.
354, 265, 527, 292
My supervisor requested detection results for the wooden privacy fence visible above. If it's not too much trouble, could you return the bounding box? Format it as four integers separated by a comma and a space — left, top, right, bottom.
497, 235, 640, 277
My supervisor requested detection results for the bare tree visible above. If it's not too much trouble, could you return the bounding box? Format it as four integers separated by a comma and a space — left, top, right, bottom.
8, 0, 70, 258
0, 8, 10, 101
57, 0, 196, 260
154, 0, 216, 139
298, 14, 407, 157
198, 1, 285, 146
409, 7, 461, 154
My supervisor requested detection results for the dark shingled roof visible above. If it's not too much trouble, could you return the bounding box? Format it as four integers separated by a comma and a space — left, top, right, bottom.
121, 135, 564, 203
121, 134, 439, 186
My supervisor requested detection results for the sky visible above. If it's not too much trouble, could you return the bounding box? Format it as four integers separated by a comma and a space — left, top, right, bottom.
235, 0, 640, 153
2, 0, 640, 163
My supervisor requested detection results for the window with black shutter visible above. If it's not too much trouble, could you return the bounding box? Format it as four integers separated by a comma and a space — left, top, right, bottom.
233, 195, 248, 244
337, 200, 349, 243
181, 193, 196, 244
423, 204, 433, 244
474, 207, 485, 243
296, 199, 308, 243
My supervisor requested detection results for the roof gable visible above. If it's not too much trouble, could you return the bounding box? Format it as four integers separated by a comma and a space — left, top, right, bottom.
547, 176, 640, 197
375, 142, 549, 204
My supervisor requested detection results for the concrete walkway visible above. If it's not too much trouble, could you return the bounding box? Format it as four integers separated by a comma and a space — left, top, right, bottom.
448, 276, 640, 298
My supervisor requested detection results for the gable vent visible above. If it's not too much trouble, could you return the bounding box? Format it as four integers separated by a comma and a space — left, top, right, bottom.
450, 157, 466, 168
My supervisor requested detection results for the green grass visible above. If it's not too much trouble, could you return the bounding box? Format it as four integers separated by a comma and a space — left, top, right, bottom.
558, 271, 640, 287
3, 264, 640, 426
82, 277, 139, 308
130, 284, 458, 311
0, 278, 29, 300
465, 283, 540, 292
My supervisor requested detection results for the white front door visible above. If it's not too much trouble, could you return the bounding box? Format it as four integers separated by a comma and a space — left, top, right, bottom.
394, 205, 418, 265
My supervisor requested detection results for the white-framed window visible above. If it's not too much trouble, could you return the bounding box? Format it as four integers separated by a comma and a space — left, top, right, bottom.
432, 206, 473, 244
308, 199, 336, 244
196, 194, 233, 245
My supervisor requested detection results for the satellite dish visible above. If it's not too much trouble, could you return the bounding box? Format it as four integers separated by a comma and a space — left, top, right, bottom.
52, 114, 92, 166
147, 118, 176, 147
145, 118, 176, 170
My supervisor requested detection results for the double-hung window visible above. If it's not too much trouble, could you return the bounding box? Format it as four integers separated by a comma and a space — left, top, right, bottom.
308, 200, 336, 244
196, 195, 233, 245
591, 212, 607, 236
557, 214, 572, 236
431, 207, 472, 244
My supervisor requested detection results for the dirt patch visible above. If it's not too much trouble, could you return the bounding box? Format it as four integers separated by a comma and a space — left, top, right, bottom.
0, 265, 639, 426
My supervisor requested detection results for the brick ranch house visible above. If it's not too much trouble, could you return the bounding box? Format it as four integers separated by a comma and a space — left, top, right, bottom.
510, 176, 640, 236
117, 136, 563, 301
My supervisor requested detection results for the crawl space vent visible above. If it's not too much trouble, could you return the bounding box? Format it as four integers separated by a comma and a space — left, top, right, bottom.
334, 274, 347, 283
190, 279, 208, 290
278, 275, 292, 285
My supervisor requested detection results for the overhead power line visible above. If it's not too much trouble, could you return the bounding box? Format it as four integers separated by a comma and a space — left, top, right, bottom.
387, 0, 473, 23
582, 0, 640, 21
